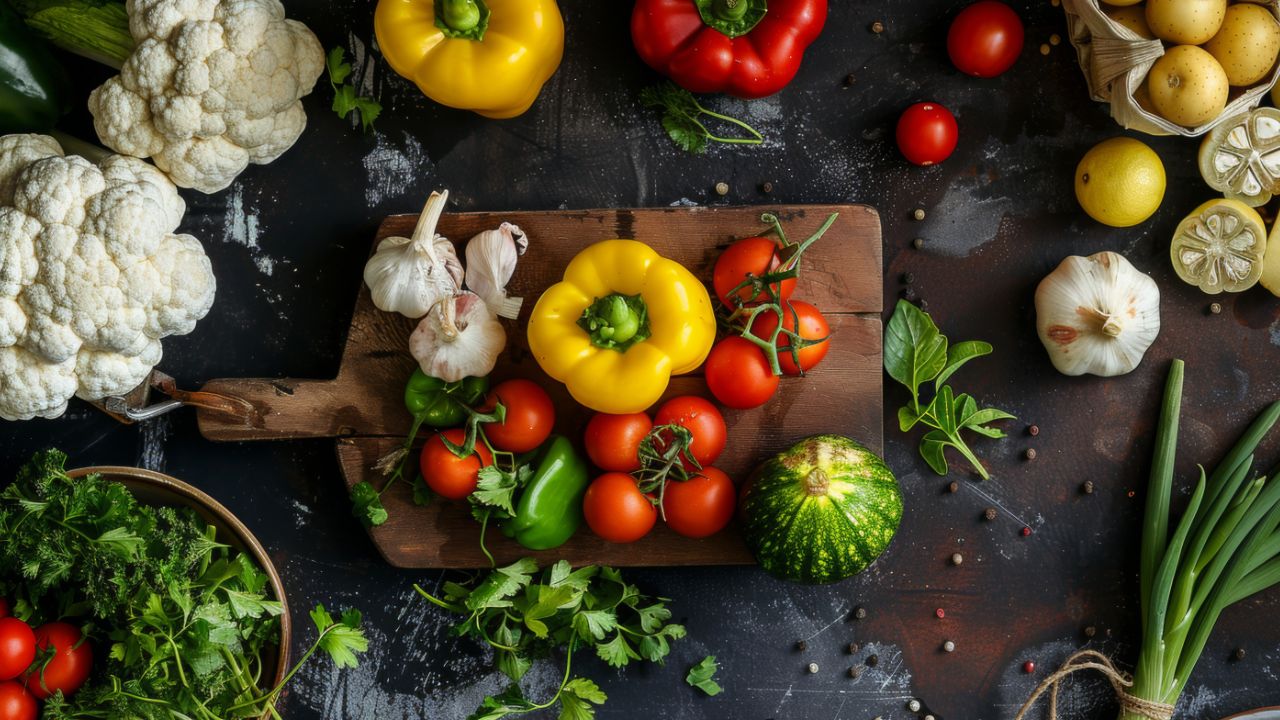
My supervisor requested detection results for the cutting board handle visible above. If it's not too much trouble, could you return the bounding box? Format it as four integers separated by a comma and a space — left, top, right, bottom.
195, 378, 369, 442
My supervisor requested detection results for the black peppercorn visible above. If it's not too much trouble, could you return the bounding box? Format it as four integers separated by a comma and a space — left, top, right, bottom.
948, 481, 959, 494
1234, 647, 1247, 661
795, 640, 807, 652
843, 73, 857, 87
848, 666, 862, 678
1084, 626, 1097, 638
866, 654, 879, 667
854, 606, 867, 620
1028, 425, 1040, 436
761, 181, 774, 194
848, 642, 860, 654
984, 507, 998, 522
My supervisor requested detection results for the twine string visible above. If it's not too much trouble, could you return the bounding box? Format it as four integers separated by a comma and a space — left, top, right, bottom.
1013, 650, 1174, 720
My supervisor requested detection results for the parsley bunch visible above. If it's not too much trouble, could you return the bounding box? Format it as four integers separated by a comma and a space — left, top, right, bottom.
0, 451, 368, 719
416, 558, 687, 720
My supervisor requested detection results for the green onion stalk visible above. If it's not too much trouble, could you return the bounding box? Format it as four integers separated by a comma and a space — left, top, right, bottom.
8, 0, 135, 70
1124, 359, 1280, 719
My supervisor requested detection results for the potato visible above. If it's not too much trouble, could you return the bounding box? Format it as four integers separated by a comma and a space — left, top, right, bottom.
1203, 4, 1280, 87
1105, 5, 1155, 39
1148, 45, 1230, 127
1145, 0, 1226, 45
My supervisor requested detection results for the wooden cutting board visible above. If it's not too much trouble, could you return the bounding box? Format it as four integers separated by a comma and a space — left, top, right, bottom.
194, 205, 883, 568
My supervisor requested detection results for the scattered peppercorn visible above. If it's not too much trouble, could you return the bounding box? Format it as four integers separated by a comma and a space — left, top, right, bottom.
1084, 626, 1097, 638
871, 20, 885, 34
935, 608, 945, 619
761, 181, 774, 194
902, 272, 916, 284
866, 654, 879, 667
854, 606, 867, 620
1049, 33, 1061, 46
1082, 480, 1095, 495
947, 481, 959, 494
912, 208, 926, 221
912, 237, 925, 249
1210, 302, 1222, 315
714, 182, 729, 196
907, 699, 922, 713
795, 640, 808, 652
950, 552, 964, 566
1028, 425, 1040, 437
1234, 647, 1247, 661
984, 507, 998, 522
1024, 661, 1036, 673
1025, 448, 1038, 461
943, 640, 956, 653
902, 287, 918, 302
1022, 526, 1032, 537
1039, 43, 1050, 55
843, 73, 857, 87
848, 666, 863, 678
1128, 490, 1136, 498
848, 642, 860, 654
807, 662, 819, 674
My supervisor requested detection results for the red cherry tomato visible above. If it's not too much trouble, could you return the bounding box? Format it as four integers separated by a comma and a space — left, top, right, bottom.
583, 473, 657, 543
704, 337, 780, 410
654, 396, 727, 469
420, 428, 493, 501
0, 682, 36, 720
713, 237, 796, 308
948, 1, 1025, 78
896, 102, 959, 166
748, 300, 832, 375
662, 467, 736, 539
0, 619, 34, 682
24, 622, 92, 700
482, 379, 555, 453
584, 412, 653, 472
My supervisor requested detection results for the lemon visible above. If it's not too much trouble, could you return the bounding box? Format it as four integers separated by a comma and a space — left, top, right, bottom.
1075, 137, 1167, 227
1171, 199, 1267, 294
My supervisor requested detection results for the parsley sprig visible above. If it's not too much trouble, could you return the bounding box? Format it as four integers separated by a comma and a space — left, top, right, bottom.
416, 558, 687, 719
327, 46, 382, 132
640, 82, 763, 154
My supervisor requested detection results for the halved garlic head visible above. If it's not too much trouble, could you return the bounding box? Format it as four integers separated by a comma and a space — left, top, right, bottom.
1199, 108, 1280, 207
1170, 199, 1268, 294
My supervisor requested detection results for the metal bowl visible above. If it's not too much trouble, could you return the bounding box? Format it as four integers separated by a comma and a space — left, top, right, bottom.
66, 466, 291, 718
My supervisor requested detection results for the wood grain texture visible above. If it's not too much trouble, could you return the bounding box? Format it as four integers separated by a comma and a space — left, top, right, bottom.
196, 204, 883, 568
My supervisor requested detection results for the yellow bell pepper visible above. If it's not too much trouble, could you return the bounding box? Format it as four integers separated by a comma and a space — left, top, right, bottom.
374, 0, 564, 119
528, 240, 716, 414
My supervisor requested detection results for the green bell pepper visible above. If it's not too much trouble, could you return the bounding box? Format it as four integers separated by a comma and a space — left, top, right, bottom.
0, 3, 71, 134
505, 435, 590, 550
404, 369, 488, 432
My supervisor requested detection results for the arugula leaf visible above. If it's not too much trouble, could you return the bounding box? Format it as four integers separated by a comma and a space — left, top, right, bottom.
884, 301, 1014, 480
640, 82, 763, 155
350, 481, 389, 527
326, 46, 382, 132
686, 655, 723, 696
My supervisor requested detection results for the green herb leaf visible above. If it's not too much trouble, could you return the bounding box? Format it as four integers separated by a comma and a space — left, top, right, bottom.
326, 46, 352, 86
640, 82, 763, 155
935, 340, 993, 388
559, 678, 607, 720
350, 481, 389, 527
327, 45, 382, 132
466, 558, 539, 611
686, 655, 723, 696
884, 299, 948, 404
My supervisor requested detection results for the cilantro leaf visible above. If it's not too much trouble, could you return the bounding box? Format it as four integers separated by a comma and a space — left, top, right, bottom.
472, 465, 530, 516
640, 82, 763, 155
559, 678, 607, 720
686, 655, 723, 696
326, 45, 382, 132
466, 558, 539, 611
350, 481, 388, 527
326, 46, 352, 86
311, 605, 368, 669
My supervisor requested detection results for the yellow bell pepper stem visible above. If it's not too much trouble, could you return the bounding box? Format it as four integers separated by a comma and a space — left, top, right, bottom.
528, 240, 716, 415
374, 0, 565, 119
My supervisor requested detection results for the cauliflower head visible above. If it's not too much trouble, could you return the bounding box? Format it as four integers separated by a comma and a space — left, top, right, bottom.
0, 134, 216, 421
87, 0, 324, 194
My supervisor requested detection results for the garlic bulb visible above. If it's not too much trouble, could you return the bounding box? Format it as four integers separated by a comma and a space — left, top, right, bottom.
409, 292, 506, 382
363, 190, 464, 318
1035, 251, 1161, 377
465, 222, 527, 319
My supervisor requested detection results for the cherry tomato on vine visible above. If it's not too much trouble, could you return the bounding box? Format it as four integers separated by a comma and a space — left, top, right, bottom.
0, 620, 34, 683
948, 1, 1024, 78
0, 682, 36, 720
583, 473, 657, 543
482, 379, 555, 453
584, 412, 652, 472
704, 337, 779, 410
654, 396, 727, 469
24, 622, 92, 700
713, 237, 796, 308
662, 467, 736, 539
749, 300, 831, 375
420, 428, 493, 500
896, 102, 958, 166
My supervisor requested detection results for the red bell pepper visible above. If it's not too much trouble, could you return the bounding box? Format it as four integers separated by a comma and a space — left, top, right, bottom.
631, 0, 828, 99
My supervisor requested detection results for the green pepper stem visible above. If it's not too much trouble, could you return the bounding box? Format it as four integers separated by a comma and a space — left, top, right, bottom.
434, 0, 491, 40
696, 0, 767, 38
578, 293, 651, 352
714, 0, 749, 21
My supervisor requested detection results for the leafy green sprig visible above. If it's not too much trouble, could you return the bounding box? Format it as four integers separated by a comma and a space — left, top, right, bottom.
883, 300, 1014, 479
327, 46, 382, 132
416, 558, 687, 720
640, 82, 763, 154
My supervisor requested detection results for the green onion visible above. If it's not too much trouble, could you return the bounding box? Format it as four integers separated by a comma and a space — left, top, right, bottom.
1124, 360, 1280, 719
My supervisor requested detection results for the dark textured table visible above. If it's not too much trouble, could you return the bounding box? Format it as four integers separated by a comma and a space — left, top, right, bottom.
4, 1, 1280, 718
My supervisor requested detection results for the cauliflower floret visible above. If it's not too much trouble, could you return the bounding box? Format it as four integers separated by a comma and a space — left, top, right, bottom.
89, 0, 323, 194
0, 134, 216, 421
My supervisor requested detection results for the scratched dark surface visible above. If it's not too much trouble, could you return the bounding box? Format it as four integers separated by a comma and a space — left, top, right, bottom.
3, 0, 1279, 718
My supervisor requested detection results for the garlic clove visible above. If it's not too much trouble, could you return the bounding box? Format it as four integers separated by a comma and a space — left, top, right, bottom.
363, 190, 463, 318
465, 222, 528, 320
1035, 251, 1161, 378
